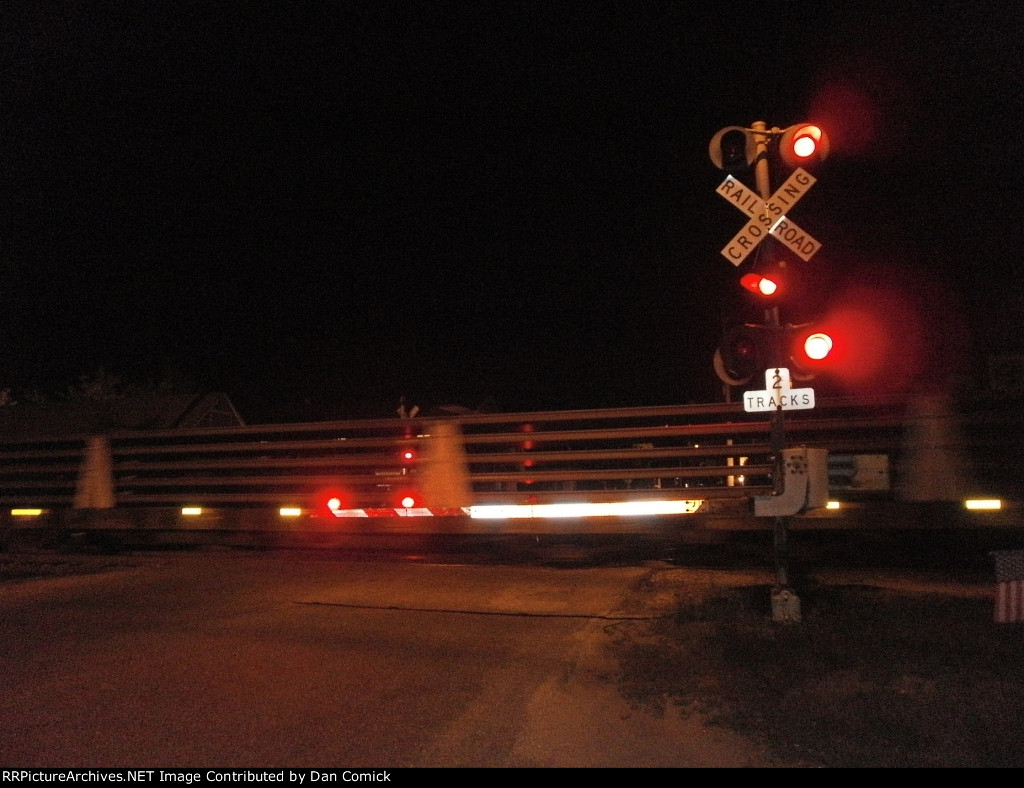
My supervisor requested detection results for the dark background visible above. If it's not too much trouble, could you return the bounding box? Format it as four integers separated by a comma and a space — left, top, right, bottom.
0, 2, 1019, 422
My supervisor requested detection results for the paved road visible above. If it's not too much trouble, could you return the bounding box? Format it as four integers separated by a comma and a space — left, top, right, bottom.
0, 552, 772, 767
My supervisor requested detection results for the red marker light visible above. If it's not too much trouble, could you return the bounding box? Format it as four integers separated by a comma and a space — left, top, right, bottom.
316, 488, 353, 515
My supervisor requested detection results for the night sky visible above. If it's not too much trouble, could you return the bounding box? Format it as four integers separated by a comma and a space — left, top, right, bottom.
1, 3, 1020, 422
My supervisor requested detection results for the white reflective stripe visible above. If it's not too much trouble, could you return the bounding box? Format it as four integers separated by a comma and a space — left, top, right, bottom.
469, 500, 703, 519
325, 501, 708, 519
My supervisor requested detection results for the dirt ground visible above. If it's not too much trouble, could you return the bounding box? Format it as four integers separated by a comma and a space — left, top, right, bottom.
609, 564, 1024, 768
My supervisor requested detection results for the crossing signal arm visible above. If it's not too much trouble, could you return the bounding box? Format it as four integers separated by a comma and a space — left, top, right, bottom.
709, 122, 830, 172
714, 323, 835, 387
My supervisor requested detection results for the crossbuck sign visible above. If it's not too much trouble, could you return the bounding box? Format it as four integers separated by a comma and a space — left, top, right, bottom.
716, 167, 821, 265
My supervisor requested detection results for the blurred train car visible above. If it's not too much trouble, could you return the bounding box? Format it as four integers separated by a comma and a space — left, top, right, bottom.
0, 394, 1021, 552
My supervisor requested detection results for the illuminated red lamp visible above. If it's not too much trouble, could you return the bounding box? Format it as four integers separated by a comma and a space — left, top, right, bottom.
779, 124, 830, 168
789, 326, 834, 372
740, 272, 780, 298
802, 332, 833, 361
787, 322, 847, 384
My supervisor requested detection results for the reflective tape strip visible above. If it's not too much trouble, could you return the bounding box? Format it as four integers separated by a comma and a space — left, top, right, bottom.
331, 507, 472, 518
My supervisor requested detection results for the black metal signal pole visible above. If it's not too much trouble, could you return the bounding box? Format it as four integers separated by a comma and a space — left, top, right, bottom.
750, 121, 792, 593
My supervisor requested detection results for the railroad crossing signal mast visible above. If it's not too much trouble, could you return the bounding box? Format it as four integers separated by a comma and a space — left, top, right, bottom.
709, 121, 831, 622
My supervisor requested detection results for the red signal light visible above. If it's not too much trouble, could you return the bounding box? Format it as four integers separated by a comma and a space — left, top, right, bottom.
803, 332, 833, 361
395, 485, 421, 510
400, 448, 416, 463
740, 262, 789, 301
740, 272, 780, 298
779, 123, 830, 168
793, 128, 821, 158
789, 326, 835, 375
